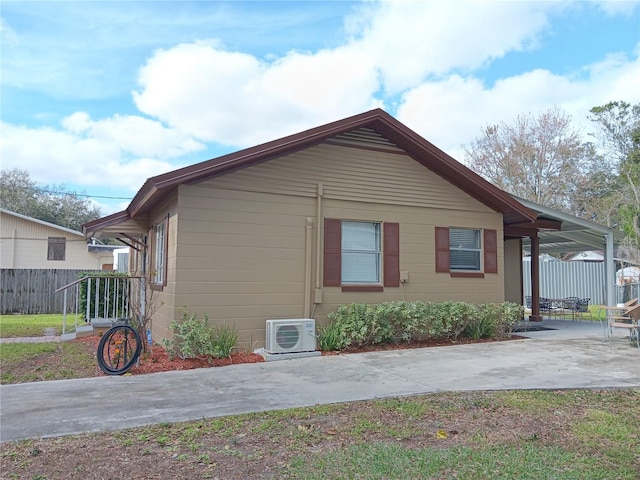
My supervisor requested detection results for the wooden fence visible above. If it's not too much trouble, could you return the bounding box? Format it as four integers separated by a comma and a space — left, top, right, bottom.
0, 269, 100, 314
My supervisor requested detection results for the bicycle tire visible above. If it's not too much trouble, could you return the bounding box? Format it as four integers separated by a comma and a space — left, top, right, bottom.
97, 325, 142, 375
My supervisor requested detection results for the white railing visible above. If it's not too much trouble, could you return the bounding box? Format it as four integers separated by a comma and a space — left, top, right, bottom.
53, 275, 144, 335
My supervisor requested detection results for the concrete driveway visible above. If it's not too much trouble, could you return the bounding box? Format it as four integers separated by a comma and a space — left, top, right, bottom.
1, 319, 638, 443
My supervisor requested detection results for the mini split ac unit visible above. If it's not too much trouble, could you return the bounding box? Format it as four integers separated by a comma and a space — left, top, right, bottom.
265, 319, 317, 354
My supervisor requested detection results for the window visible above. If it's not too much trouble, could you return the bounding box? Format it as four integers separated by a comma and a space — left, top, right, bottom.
342, 221, 381, 284
152, 220, 167, 286
435, 227, 498, 277
449, 228, 481, 271
323, 219, 399, 290
47, 237, 66, 261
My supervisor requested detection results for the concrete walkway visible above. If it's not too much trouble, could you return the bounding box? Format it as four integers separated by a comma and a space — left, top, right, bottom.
0, 335, 61, 344
1, 320, 638, 443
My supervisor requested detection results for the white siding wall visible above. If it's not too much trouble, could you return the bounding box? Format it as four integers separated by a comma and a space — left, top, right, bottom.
0, 213, 102, 269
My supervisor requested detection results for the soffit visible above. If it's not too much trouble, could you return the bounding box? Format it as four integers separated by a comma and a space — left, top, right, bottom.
512, 196, 624, 255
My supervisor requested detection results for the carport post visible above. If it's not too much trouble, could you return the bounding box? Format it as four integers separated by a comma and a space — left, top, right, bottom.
605, 231, 615, 306
529, 232, 542, 322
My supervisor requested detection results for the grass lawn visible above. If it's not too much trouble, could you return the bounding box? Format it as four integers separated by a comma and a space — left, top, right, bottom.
1, 311, 636, 478
0, 341, 97, 384
1, 389, 638, 479
0, 313, 82, 338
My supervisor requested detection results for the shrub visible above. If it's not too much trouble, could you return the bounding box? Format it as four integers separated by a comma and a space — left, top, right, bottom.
326, 303, 393, 348
319, 300, 524, 351
211, 324, 239, 359
316, 321, 348, 351
162, 309, 238, 360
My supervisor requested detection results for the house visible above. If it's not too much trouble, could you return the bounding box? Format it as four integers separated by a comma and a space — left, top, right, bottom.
1, 208, 115, 270
82, 109, 616, 349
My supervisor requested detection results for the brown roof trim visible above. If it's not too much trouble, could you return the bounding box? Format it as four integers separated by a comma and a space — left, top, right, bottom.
83, 210, 131, 236
107, 109, 539, 226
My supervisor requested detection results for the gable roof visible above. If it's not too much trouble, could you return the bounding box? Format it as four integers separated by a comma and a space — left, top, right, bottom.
83, 108, 538, 237
1, 208, 85, 237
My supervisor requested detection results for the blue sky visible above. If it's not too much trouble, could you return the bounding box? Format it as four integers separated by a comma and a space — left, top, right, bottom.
2, 0, 639, 215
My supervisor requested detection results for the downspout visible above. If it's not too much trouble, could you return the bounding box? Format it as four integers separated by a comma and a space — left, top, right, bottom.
304, 217, 313, 318
314, 183, 324, 306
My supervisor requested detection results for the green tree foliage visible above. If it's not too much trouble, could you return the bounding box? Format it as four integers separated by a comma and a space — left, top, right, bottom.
0, 168, 102, 231
463, 107, 610, 215
588, 101, 640, 252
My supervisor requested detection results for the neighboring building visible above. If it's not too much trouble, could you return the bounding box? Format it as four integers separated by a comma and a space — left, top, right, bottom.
82, 109, 613, 348
564, 251, 604, 262
1, 208, 115, 270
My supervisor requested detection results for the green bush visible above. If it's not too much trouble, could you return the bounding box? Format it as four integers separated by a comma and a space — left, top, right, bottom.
316, 321, 349, 351
162, 309, 238, 360
326, 303, 393, 348
319, 300, 524, 351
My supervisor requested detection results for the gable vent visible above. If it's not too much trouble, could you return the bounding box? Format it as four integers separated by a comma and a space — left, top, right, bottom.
328, 128, 404, 152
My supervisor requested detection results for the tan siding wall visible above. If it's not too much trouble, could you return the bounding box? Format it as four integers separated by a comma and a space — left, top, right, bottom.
145, 195, 179, 343
169, 142, 505, 350
504, 239, 523, 305
0, 213, 102, 269
174, 186, 313, 350
209, 143, 494, 213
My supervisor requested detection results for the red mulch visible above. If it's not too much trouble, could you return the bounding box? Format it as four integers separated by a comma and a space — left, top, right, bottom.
75, 336, 265, 376
321, 334, 522, 355
77, 334, 523, 376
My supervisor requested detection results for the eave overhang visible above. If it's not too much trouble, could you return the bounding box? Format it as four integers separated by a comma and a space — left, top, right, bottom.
83, 109, 542, 238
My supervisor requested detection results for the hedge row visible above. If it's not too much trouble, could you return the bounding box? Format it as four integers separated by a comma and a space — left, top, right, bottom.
317, 301, 524, 351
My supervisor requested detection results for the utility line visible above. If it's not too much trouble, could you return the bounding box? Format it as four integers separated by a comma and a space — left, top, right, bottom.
34, 187, 133, 200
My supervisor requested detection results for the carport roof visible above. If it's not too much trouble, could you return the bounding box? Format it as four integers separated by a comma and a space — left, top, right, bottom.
512, 195, 624, 255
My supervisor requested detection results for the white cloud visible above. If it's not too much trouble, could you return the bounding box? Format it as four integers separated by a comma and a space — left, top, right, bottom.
0, 17, 18, 46
131, 1, 558, 148
133, 41, 381, 147
592, 0, 640, 16
396, 45, 640, 162
344, 0, 551, 93
61, 112, 205, 159
0, 118, 196, 192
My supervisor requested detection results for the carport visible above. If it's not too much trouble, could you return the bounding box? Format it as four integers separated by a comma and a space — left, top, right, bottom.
508, 196, 623, 321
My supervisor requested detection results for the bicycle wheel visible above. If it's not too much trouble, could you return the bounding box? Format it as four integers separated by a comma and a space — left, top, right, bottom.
97, 325, 142, 375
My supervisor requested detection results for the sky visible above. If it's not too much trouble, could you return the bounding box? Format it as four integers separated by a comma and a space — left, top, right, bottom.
1, 0, 640, 216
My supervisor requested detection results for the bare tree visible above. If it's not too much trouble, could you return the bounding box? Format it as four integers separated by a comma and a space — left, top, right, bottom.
463, 107, 608, 214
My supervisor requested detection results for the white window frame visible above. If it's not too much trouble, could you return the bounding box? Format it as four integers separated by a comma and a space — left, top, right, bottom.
152, 221, 166, 285
449, 228, 481, 271
341, 221, 381, 284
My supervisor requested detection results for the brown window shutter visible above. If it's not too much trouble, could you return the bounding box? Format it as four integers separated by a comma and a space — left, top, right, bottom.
435, 226, 450, 273
484, 229, 498, 274
384, 222, 400, 287
323, 218, 342, 286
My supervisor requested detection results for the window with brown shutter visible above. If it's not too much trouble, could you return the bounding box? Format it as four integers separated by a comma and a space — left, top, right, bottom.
384, 222, 400, 287
435, 226, 498, 276
323, 219, 400, 290
484, 229, 498, 273
323, 218, 342, 287
434, 227, 450, 273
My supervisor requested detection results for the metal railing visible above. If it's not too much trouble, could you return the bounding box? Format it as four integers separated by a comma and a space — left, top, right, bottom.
53, 275, 145, 335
